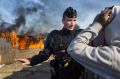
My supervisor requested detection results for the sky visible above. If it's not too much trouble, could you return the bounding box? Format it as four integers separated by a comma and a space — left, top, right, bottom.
0, 0, 119, 34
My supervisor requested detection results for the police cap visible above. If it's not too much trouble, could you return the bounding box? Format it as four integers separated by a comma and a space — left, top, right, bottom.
63, 7, 77, 18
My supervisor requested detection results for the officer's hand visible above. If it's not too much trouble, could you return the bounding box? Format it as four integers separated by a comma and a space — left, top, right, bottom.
15, 58, 30, 65
94, 7, 114, 26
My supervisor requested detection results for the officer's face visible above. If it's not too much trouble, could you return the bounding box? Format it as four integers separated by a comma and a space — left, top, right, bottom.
62, 16, 77, 30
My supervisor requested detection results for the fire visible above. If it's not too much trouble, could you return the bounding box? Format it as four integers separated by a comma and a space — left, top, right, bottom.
19, 35, 28, 50
10, 31, 19, 47
0, 31, 45, 50
29, 38, 44, 49
18, 35, 44, 50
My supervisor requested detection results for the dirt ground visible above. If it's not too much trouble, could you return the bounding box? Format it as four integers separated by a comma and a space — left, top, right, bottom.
0, 49, 53, 79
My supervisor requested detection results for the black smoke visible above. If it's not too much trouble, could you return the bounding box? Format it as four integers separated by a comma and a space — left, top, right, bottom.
0, 0, 119, 34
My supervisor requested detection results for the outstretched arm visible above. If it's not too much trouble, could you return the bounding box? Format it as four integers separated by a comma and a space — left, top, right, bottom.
16, 32, 54, 66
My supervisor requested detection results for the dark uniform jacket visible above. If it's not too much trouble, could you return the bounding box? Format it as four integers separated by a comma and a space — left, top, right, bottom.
29, 27, 82, 66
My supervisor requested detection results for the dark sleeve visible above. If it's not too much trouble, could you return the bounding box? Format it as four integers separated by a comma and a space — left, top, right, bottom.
30, 32, 54, 66
74, 29, 83, 36
91, 28, 105, 46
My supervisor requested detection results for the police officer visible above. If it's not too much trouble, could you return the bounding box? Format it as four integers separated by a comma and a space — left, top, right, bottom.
16, 7, 84, 79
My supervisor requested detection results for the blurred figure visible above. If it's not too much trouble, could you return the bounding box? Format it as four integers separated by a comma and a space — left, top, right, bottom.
68, 6, 120, 79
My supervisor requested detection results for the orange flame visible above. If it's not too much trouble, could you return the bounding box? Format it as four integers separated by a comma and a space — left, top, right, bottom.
29, 39, 44, 49
0, 31, 45, 50
19, 35, 28, 50
10, 31, 19, 47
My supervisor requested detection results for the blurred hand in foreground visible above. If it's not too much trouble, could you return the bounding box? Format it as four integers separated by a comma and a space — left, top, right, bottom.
94, 7, 114, 27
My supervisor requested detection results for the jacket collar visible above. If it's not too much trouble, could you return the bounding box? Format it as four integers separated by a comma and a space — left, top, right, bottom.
60, 27, 75, 35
